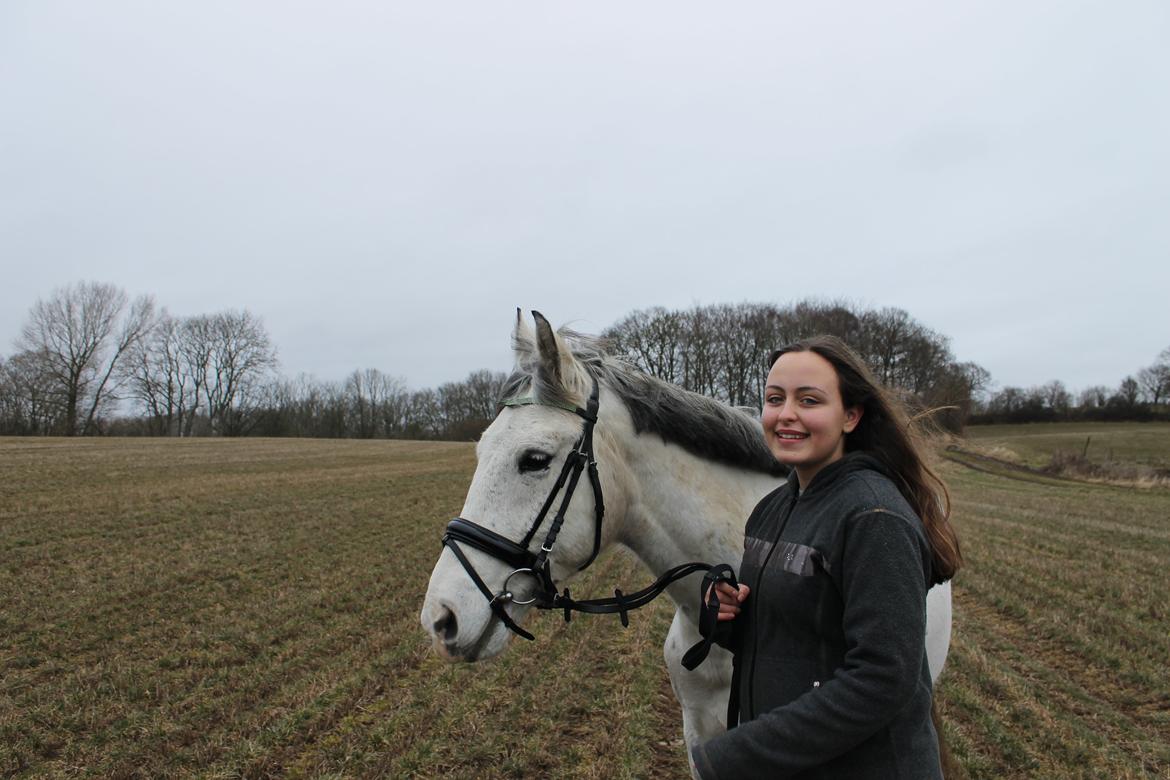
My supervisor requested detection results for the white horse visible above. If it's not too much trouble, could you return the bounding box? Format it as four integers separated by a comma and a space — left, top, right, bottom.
421, 311, 952, 778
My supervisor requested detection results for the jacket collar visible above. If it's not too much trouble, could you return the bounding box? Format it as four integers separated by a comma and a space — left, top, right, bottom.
790, 451, 889, 499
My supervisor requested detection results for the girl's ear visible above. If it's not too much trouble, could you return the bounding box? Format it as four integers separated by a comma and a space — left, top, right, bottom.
843, 405, 863, 433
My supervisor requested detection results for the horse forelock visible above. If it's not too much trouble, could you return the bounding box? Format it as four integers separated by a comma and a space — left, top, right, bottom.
501, 327, 785, 477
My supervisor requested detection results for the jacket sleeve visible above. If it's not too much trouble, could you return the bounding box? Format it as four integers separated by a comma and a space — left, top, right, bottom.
693, 509, 931, 779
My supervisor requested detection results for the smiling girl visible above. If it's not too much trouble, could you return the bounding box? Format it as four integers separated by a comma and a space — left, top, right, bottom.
693, 335, 962, 780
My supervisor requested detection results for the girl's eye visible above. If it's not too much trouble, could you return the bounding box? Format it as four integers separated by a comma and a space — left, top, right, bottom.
800, 396, 819, 405
766, 395, 783, 405
519, 450, 553, 473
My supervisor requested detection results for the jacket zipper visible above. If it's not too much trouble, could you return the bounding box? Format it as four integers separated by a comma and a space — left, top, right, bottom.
744, 489, 800, 720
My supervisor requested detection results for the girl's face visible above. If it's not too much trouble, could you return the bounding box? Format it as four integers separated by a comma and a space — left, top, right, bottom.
762, 350, 863, 489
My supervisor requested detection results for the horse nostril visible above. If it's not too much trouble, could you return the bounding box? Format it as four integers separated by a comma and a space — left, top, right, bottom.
434, 606, 458, 645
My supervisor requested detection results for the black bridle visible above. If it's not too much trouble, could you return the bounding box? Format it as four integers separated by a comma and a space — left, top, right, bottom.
443, 374, 605, 640
441, 372, 737, 670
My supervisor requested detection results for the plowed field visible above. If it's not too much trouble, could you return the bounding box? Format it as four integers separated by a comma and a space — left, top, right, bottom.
2, 436, 1167, 778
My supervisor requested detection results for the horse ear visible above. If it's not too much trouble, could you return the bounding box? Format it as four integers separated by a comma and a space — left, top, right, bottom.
512, 307, 536, 361
533, 308, 585, 399
532, 310, 561, 385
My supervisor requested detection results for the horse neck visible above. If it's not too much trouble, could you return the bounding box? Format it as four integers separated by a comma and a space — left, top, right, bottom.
600, 398, 781, 618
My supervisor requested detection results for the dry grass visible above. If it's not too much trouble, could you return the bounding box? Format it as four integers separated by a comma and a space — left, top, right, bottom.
0, 437, 683, 779
937, 457, 1170, 778
2, 435, 1168, 778
1041, 451, 1170, 489
967, 422, 1170, 472
956, 422, 1170, 489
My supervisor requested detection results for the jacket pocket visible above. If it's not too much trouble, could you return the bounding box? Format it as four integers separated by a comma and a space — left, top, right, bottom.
750, 654, 822, 716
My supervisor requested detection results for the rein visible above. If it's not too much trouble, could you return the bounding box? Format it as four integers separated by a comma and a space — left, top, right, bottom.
441, 373, 736, 670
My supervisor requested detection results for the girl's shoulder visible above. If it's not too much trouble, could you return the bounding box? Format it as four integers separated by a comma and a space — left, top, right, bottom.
827, 455, 920, 522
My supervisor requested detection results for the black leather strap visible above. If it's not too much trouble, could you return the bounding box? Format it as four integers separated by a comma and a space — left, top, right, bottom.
445, 517, 537, 571
443, 536, 536, 641
552, 562, 716, 615
579, 441, 605, 571
681, 564, 739, 671
519, 438, 581, 550
613, 589, 629, 627
532, 450, 588, 574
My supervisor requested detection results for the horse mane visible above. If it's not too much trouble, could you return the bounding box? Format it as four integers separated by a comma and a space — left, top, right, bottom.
502, 328, 786, 477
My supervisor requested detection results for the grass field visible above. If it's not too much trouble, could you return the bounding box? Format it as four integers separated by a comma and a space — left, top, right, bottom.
2, 429, 1168, 779
966, 421, 1170, 472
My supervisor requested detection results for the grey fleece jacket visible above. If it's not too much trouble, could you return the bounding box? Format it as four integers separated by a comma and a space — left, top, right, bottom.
692, 453, 943, 780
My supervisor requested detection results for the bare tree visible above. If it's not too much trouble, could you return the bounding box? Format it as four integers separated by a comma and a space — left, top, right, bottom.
123, 311, 275, 437
205, 311, 278, 435
743, 303, 795, 406
435, 369, 507, 440
404, 389, 443, 439
461, 369, 508, 422
988, 386, 1026, 418
177, 315, 215, 436
713, 304, 763, 408
920, 361, 992, 431
295, 377, 347, 438
680, 306, 719, 398
345, 369, 379, 438
957, 362, 992, 406
124, 313, 194, 435
1039, 380, 1072, 415
1137, 347, 1170, 407
859, 307, 914, 386
1078, 385, 1110, 409
606, 307, 684, 384
790, 300, 863, 344
15, 281, 155, 435
605, 299, 982, 429
285, 374, 346, 438
376, 376, 411, 437
1111, 376, 1141, 411
895, 328, 952, 397
0, 351, 64, 434
344, 368, 409, 438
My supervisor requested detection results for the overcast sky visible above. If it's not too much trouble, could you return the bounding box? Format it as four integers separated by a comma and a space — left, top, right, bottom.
2, 1, 1167, 395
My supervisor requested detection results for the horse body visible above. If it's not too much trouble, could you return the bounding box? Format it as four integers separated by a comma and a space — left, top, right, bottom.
421, 312, 951, 775
604, 404, 780, 747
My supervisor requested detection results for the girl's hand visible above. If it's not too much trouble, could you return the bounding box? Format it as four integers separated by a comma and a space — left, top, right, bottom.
707, 582, 751, 621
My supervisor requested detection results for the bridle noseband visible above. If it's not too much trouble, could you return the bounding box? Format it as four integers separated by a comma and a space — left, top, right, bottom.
440, 371, 737, 670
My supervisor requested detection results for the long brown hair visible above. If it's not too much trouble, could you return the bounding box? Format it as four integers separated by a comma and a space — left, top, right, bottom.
769, 335, 962, 582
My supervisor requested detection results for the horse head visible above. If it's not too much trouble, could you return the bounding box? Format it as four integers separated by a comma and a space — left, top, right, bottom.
420, 310, 627, 661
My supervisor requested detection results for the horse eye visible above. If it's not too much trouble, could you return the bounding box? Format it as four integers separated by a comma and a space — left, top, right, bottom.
519, 450, 553, 473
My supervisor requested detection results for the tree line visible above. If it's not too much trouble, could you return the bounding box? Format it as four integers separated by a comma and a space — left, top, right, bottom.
970, 348, 1170, 424
603, 302, 1169, 428
2, 282, 1167, 439
604, 301, 992, 432
247, 368, 508, 441
0, 281, 509, 439
0, 282, 278, 437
